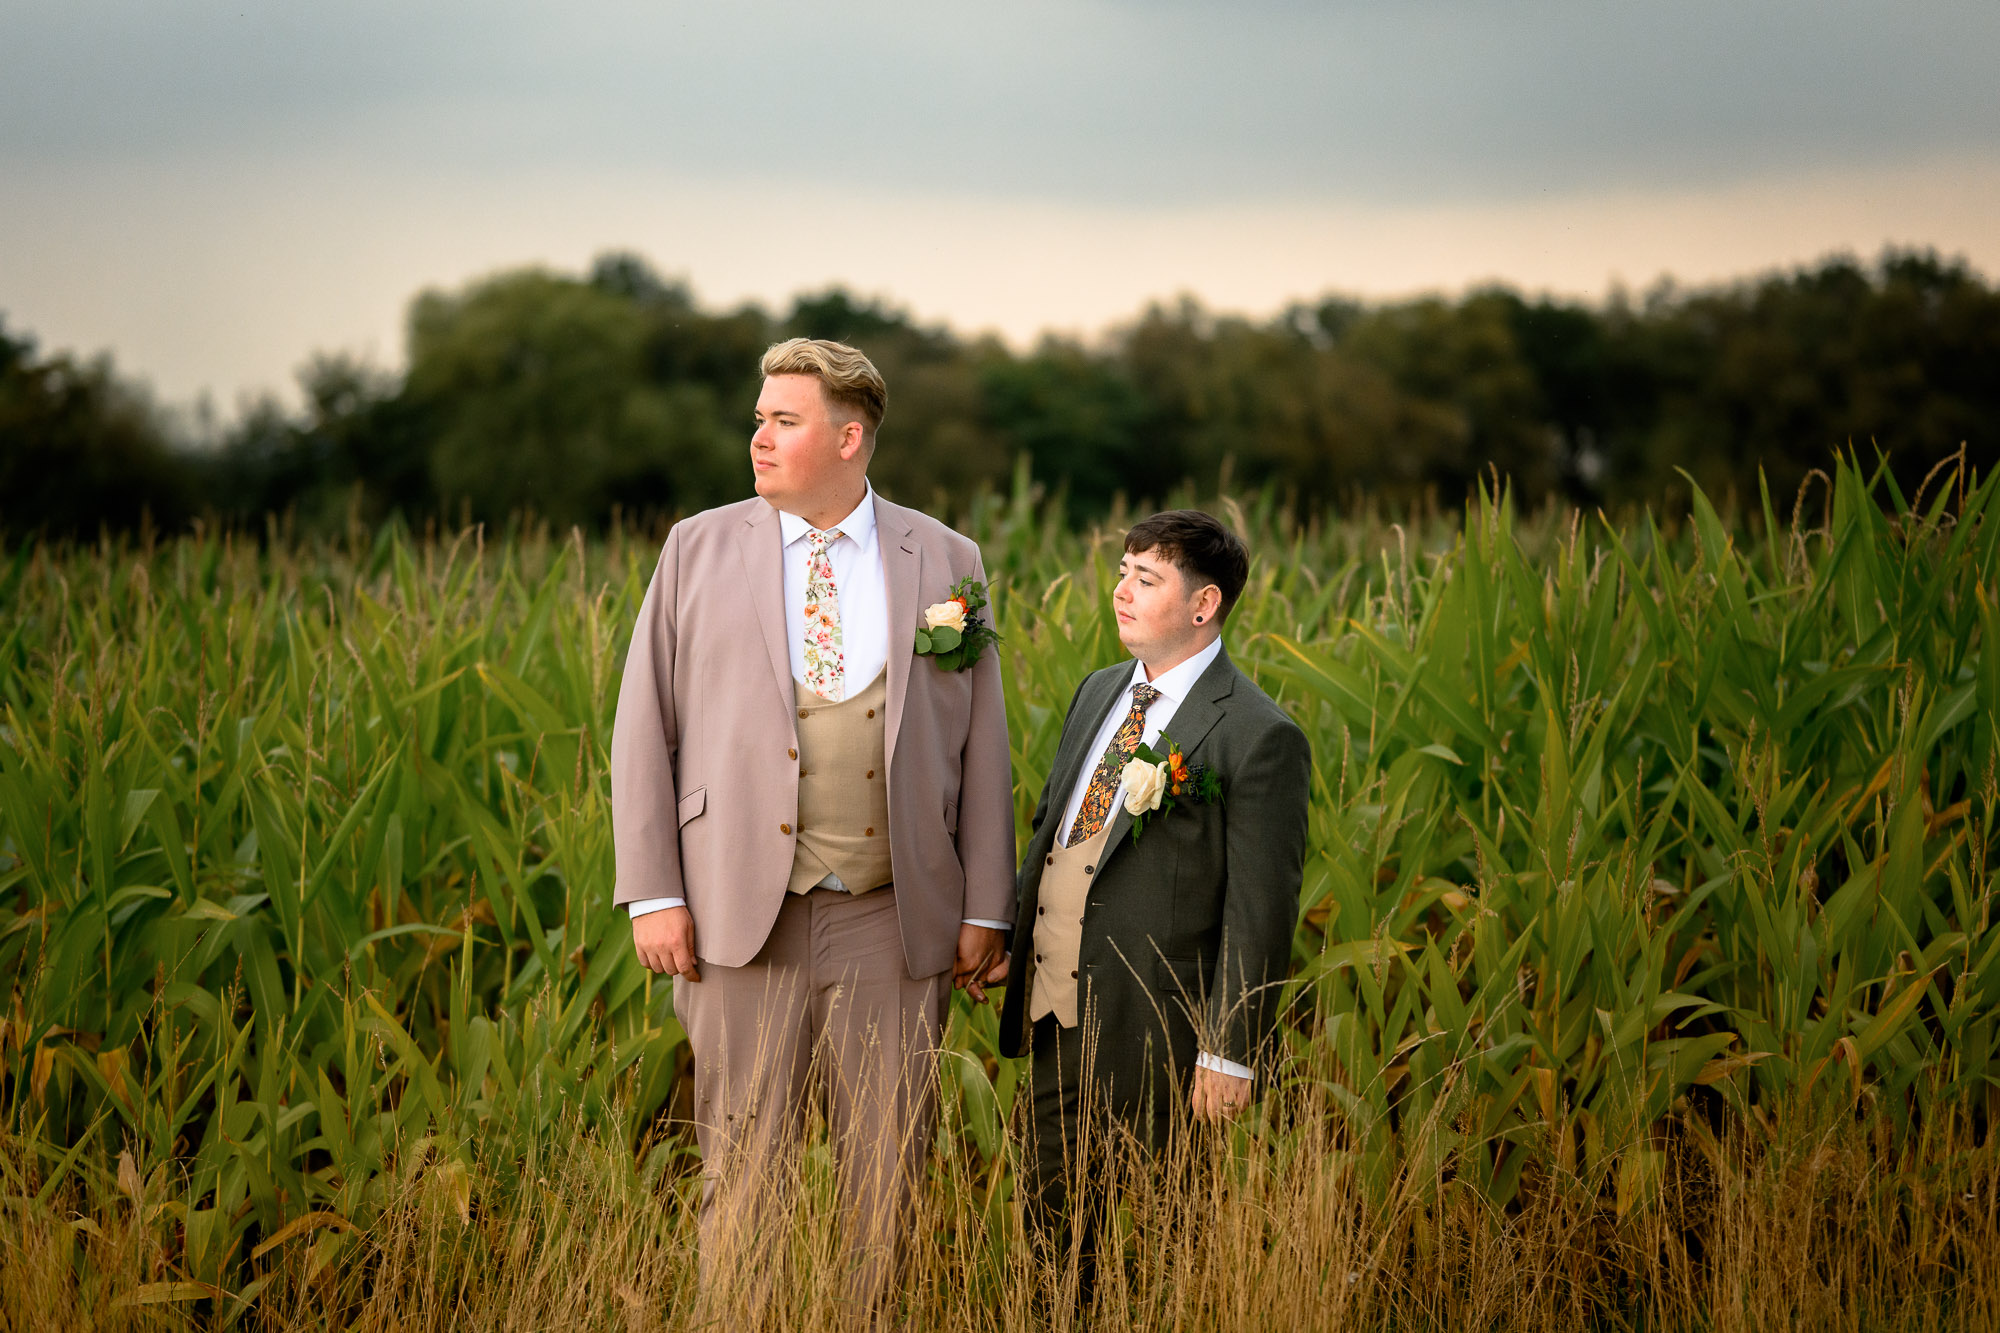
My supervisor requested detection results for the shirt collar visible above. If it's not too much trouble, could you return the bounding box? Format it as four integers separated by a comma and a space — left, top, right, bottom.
778, 482, 877, 550
1127, 634, 1224, 706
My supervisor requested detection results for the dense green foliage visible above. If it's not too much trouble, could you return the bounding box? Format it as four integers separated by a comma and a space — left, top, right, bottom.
0, 328, 191, 538
1, 457, 1996, 1300
5, 248, 1997, 540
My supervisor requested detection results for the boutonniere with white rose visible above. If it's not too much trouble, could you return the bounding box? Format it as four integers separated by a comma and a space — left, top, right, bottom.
913, 575, 1002, 672
1120, 733, 1222, 844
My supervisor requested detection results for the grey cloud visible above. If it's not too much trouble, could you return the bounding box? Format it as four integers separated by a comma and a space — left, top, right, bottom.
2, 0, 1995, 206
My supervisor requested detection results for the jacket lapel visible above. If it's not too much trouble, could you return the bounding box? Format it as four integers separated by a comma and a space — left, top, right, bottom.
1093, 645, 1238, 872
1022, 667, 1127, 869
879, 495, 920, 773
1155, 645, 1236, 762
737, 503, 795, 714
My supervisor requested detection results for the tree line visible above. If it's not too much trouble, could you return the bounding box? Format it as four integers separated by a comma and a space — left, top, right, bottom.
3, 247, 1995, 539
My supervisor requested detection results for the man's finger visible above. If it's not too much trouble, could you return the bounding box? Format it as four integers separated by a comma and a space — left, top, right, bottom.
670, 938, 700, 982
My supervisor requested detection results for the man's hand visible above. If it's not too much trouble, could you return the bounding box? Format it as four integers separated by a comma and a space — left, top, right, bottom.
1191, 1066, 1252, 1122
953, 924, 1006, 1003
982, 952, 1011, 988
632, 906, 700, 981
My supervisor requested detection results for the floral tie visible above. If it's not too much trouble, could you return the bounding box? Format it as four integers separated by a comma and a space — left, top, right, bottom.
802, 528, 845, 701
1065, 683, 1161, 847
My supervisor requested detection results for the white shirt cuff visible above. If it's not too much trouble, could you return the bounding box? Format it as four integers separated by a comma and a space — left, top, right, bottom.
961, 917, 1011, 931
1196, 1051, 1253, 1081
627, 897, 685, 917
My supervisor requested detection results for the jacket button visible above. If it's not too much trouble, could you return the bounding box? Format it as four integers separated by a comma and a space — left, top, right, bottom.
779, 823, 792, 835
788, 748, 797, 759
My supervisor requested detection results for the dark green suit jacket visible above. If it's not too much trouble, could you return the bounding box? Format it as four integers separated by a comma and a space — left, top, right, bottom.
998, 644, 1311, 1118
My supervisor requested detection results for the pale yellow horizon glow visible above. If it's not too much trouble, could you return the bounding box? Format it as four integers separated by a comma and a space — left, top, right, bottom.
4, 153, 1997, 415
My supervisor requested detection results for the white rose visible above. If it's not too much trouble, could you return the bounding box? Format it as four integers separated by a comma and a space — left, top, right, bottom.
1121, 758, 1169, 815
923, 600, 967, 633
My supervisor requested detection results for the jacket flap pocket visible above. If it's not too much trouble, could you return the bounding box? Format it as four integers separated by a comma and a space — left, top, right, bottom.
676, 787, 706, 828
1153, 955, 1207, 996
944, 799, 958, 835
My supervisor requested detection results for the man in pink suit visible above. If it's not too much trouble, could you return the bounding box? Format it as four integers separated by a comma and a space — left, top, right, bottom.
610, 338, 1015, 1303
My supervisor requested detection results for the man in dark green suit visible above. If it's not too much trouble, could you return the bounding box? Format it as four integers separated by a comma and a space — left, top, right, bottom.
992, 509, 1312, 1280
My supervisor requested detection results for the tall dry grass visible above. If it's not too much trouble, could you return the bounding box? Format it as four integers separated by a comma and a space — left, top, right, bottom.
5, 1068, 1995, 1330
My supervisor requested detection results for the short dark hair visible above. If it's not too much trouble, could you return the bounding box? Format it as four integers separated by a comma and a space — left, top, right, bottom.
1123, 509, 1250, 623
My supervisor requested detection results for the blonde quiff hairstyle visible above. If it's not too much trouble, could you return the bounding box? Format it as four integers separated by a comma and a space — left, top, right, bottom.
759, 338, 889, 442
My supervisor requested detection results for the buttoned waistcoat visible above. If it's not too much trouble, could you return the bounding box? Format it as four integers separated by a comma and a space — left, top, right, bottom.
609, 492, 1017, 977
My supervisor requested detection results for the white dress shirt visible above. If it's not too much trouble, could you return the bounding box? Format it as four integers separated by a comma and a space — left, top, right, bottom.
776, 486, 889, 695
1050, 637, 1250, 1080
630, 485, 1008, 931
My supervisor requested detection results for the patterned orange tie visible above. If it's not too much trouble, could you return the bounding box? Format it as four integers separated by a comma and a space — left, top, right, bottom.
801, 528, 845, 701
1065, 683, 1161, 847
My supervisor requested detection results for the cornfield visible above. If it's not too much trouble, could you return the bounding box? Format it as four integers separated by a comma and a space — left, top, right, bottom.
2, 453, 1996, 1329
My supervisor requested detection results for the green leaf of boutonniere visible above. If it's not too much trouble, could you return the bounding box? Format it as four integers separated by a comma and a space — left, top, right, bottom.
927, 625, 962, 653
914, 627, 933, 653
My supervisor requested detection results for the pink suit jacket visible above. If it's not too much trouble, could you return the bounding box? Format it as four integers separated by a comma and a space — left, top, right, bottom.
609, 492, 1017, 977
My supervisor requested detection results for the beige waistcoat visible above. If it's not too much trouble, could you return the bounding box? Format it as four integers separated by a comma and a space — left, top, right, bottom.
1026, 821, 1116, 1027
787, 671, 894, 896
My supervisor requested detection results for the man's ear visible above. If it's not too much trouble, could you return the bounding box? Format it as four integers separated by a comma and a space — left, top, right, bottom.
1193, 583, 1223, 625
838, 420, 869, 463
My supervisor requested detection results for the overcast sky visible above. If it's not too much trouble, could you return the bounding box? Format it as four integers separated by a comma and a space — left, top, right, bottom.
4, 0, 1997, 409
